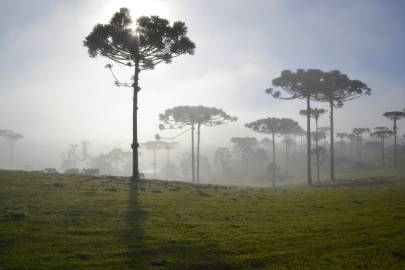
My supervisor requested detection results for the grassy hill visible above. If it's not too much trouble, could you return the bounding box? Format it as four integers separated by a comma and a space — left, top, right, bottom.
0, 170, 405, 269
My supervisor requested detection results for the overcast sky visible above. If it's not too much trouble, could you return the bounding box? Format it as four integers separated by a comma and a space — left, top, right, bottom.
1, 0, 404, 169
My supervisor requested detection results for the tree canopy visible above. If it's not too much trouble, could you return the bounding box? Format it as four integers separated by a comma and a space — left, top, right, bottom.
84, 8, 195, 71
159, 105, 237, 129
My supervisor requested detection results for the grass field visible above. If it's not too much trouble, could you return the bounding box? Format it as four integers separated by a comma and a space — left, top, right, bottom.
1, 170, 405, 269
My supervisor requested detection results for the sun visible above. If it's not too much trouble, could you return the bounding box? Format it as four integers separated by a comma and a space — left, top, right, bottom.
101, 0, 171, 22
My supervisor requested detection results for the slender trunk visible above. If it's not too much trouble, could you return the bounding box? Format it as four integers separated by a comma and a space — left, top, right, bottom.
191, 123, 195, 183
132, 60, 140, 182
315, 117, 320, 184
166, 149, 170, 180
272, 132, 276, 187
294, 134, 297, 154
197, 123, 201, 184
306, 96, 312, 185
381, 137, 385, 167
393, 120, 398, 169
285, 135, 288, 178
330, 101, 335, 182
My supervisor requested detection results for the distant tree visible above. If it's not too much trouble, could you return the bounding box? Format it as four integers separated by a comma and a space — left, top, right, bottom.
141, 140, 167, 178
279, 118, 303, 179
266, 69, 324, 185
300, 108, 326, 184
352, 128, 370, 162
292, 126, 305, 153
346, 133, 356, 156
2, 131, 24, 169
383, 111, 405, 169
259, 137, 273, 149
370, 127, 393, 167
81, 141, 91, 167
214, 147, 232, 175
315, 70, 370, 181
180, 153, 192, 180
107, 148, 126, 173
336, 133, 348, 152
162, 141, 178, 180
159, 105, 236, 183
254, 148, 269, 161
84, 8, 195, 181
90, 153, 114, 175
230, 137, 257, 178
245, 117, 286, 186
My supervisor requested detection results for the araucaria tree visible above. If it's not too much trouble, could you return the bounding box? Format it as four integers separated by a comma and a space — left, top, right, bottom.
315, 70, 370, 181
383, 111, 405, 169
336, 133, 348, 152
159, 105, 236, 183
267, 69, 324, 185
245, 117, 286, 187
141, 140, 168, 178
2, 131, 24, 169
352, 128, 370, 162
370, 127, 393, 167
84, 8, 195, 181
300, 108, 326, 184
214, 147, 232, 176
230, 137, 257, 179
279, 118, 303, 179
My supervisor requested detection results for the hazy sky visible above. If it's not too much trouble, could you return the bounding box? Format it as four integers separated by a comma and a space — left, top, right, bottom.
1, 0, 405, 169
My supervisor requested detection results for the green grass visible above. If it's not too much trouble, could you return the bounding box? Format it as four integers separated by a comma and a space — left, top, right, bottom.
1, 170, 405, 269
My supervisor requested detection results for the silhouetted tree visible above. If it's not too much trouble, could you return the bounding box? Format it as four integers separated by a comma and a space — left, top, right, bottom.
2, 131, 23, 169
315, 70, 370, 181
267, 69, 324, 185
352, 128, 370, 162
371, 127, 393, 167
383, 111, 405, 169
300, 108, 326, 184
230, 137, 257, 178
84, 8, 195, 181
159, 105, 236, 183
245, 118, 286, 186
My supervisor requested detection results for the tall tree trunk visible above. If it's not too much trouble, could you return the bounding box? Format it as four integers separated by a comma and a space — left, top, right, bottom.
315, 117, 320, 184
132, 60, 140, 182
272, 132, 276, 187
191, 123, 195, 183
393, 120, 398, 169
197, 123, 201, 184
330, 101, 335, 182
306, 96, 312, 185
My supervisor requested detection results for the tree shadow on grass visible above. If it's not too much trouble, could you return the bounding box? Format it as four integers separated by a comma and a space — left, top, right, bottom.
125, 181, 148, 269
